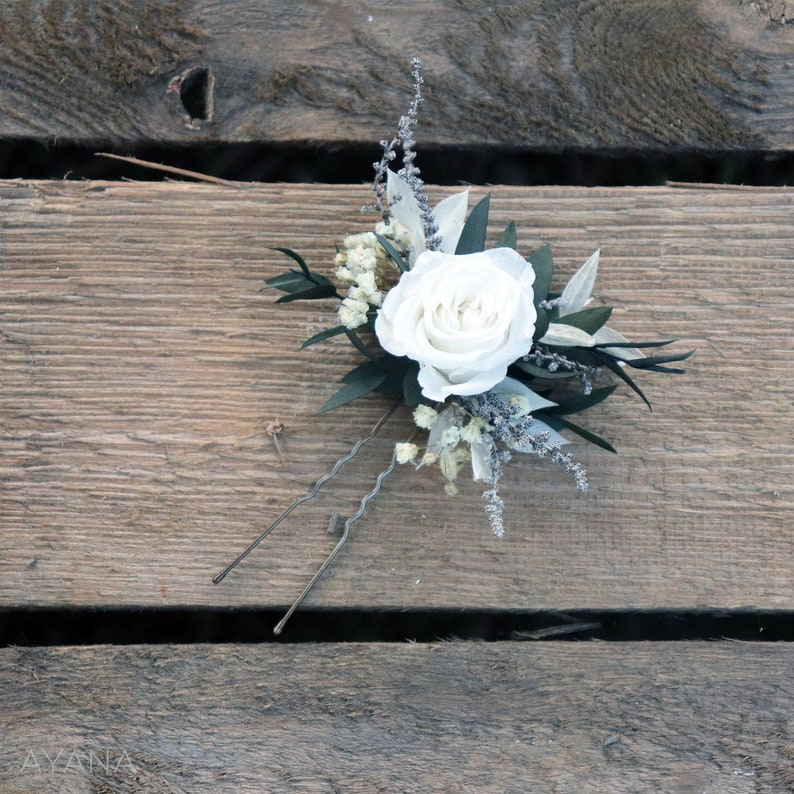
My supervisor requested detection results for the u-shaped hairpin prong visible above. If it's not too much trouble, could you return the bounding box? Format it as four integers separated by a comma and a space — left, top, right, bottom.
213, 398, 410, 633
272, 427, 419, 635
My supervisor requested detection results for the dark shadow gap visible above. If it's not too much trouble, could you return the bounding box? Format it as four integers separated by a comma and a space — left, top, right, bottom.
1, 141, 793, 185
1, 608, 792, 646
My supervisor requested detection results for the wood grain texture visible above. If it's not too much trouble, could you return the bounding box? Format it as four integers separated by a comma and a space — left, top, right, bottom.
1, 642, 793, 793
0, 0, 793, 150
1, 181, 792, 611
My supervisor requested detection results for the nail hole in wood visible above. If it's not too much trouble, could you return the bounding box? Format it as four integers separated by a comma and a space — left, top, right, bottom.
179, 66, 214, 122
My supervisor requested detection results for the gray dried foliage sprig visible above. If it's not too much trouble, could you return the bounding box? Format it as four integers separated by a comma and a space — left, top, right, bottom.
464, 391, 590, 536
525, 347, 601, 395
367, 59, 441, 250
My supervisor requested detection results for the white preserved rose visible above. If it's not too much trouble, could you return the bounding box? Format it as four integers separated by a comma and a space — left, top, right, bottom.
375, 248, 536, 401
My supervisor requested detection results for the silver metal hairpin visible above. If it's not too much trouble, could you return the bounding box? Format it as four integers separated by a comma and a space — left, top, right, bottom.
213, 397, 415, 635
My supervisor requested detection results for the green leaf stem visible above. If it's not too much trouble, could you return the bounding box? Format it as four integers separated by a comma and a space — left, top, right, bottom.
454, 194, 490, 255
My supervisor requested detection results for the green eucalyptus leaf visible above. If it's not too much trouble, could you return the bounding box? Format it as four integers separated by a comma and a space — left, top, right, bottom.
533, 306, 550, 343
318, 372, 387, 414
548, 385, 618, 416
301, 325, 347, 349
374, 232, 409, 273
592, 339, 676, 350
496, 221, 517, 250
375, 355, 413, 396
528, 244, 553, 306
275, 283, 338, 303
341, 360, 385, 384
592, 351, 653, 411
377, 374, 407, 396
540, 414, 617, 454
344, 328, 379, 361
272, 247, 312, 278
265, 272, 313, 292
511, 360, 579, 380
562, 348, 602, 367
591, 326, 643, 360
631, 363, 688, 374
624, 350, 694, 370
401, 362, 423, 406
309, 272, 336, 289
454, 194, 490, 255
556, 306, 613, 334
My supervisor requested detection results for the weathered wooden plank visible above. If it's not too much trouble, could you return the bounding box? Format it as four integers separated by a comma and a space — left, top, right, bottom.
0, 642, 792, 792
0, 1, 793, 151
1, 181, 792, 610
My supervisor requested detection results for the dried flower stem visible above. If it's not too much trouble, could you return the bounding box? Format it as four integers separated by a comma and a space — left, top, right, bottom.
367, 59, 440, 248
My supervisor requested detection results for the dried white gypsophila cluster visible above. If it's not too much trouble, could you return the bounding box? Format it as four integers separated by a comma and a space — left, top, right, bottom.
395, 389, 590, 537
334, 222, 412, 329
396, 404, 484, 477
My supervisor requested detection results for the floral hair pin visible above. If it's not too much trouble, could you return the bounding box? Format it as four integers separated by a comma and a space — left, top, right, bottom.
214, 59, 692, 633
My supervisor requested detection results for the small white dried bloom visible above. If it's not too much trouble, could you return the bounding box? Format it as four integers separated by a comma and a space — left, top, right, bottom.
413, 405, 439, 429
509, 395, 532, 417
349, 285, 383, 307
421, 451, 437, 465
439, 446, 469, 481
439, 426, 461, 448
356, 270, 378, 293
342, 232, 366, 250
338, 297, 369, 329
347, 246, 379, 272
375, 219, 413, 250
360, 231, 380, 248
348, 271, 383, 307
444, 481, 459, 497
395, 442, 419, 464
460, 416, 487, 444
335, 265, 357, 284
